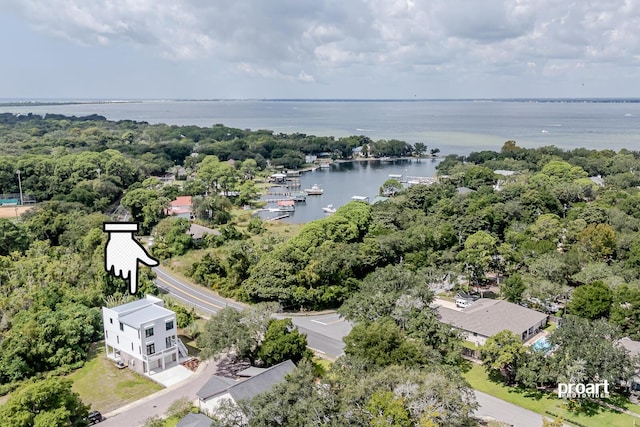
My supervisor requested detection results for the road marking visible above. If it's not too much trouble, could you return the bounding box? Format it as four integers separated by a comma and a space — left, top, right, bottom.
310, 317, 343, 326
155, 276, 224, 310
154, 268, 243, 309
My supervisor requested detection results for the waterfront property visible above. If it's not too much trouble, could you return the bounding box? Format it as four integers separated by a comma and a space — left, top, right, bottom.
197, 360, 296, 418
102, 295, 189, 375
435, 298, 548, 346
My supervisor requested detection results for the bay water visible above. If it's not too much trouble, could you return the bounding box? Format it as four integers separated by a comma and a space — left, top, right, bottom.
3, 99, 639, 223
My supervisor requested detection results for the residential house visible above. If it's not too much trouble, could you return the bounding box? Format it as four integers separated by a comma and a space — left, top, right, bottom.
189, 223, 220, 244
102, 295, 188, 375
617, 337, 640, 396
196, 360, 296, 418
167, 196, 193, 219
176, 413, 215, 427
436, 298, 548, 346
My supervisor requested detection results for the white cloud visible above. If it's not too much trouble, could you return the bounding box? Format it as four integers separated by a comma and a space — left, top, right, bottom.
3, 0, 640, 92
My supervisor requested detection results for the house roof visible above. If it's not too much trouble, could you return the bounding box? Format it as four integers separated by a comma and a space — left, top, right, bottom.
189, 223, 220, 239
197, 360, 295, 401
176, 413, 215, 427
171, 196, 193, 207
120, 304, 174, 328
196, 376, 237, 400
436, 299, 548, 338
618, 337, 640, 357
236, 366, 267, 377
494, 170, 515, 176
110, 295, 163, 315
456, 187, 476, 195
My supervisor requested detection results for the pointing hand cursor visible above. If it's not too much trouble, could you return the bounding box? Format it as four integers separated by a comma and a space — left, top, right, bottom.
103, 222, 159, 294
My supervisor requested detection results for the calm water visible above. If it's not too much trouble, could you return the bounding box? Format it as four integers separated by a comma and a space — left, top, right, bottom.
3, 99, 639, 223
259, 158, 440, 223
2, 100, 640, 154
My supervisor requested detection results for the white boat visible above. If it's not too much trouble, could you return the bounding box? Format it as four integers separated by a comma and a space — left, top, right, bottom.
319, 163, 331, 169
322, 204, 336, 214
304, 184, 324, 195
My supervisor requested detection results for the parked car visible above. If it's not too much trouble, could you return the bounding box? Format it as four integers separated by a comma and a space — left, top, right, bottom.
115, 360, 126, 369
88, 411, 103, 424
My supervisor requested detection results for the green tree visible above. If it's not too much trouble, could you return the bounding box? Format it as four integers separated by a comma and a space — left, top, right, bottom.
257, 318, 312, 366
379, 178, 403, 196
457, 230, 498, 286
343, 318, 435, 368
151, 217, 193, 258
0, 378, 89, 427
120, 188, 169, 233
481, 330, 526, 385
501, 274, 526, 303
413, 142, 427, 156
0, 218, 30, 255
577, 223, 616, 260
566, 281, 613, 320
367, 390, 412, 427
197, 307, 252, 361
548, 315, 634, 386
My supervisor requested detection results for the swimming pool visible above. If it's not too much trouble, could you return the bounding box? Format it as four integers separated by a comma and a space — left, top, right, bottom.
532, 336, 551, 352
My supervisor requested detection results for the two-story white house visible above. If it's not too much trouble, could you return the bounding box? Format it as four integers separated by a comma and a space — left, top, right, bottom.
102, 295, 187, 375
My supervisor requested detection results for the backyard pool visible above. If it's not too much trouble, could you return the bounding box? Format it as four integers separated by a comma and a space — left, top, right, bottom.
532, 336, 552, 353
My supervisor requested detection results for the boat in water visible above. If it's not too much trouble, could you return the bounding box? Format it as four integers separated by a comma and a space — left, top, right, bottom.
319, 162, 331, 169
304, 184, 324, 195
322, 204, 336, 214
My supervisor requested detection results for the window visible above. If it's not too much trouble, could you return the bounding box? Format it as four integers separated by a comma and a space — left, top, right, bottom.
119, 322, 124, 331
110, 318, 113, 324
117, 336, 119, 344
166, 320, 174, 331
145, 327, 154, 338
131, 343, 134, 351
146, 343, 155, 355
105, 330, 108, 339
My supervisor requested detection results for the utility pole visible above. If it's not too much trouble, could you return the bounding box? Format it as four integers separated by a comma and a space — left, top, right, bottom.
16, 169, 23, 206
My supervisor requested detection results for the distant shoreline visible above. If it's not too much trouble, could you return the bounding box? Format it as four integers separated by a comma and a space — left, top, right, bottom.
2, 97, 640, 107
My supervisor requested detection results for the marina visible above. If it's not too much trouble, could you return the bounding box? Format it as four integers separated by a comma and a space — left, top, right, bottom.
257, 158, 441, 223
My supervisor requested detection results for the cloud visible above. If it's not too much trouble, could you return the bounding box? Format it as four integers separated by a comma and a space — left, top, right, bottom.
4, 0, 640, 86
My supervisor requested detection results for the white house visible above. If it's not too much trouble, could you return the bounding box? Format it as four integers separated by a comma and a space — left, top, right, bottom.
196, 360, 295, 418
102, 295, 188, 375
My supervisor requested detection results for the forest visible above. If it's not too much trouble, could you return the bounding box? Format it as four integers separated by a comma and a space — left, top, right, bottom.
2, 113, 640, 425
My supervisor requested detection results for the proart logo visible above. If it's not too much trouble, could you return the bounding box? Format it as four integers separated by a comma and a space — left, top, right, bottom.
557, 380, 610, 399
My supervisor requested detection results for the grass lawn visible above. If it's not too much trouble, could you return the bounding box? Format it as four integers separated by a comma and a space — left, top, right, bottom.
68, 343, 163, 414
464, 364, 639, 427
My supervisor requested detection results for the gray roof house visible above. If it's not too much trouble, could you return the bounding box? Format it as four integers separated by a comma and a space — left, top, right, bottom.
436, 298, 548, 346
176, 413, 215, 427
197, 360, 296, 417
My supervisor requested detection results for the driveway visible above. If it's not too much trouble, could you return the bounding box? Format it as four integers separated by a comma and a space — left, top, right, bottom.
100, 359, 218, 427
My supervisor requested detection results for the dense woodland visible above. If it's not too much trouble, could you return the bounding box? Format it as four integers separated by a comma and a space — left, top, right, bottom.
2, 113, 640, 424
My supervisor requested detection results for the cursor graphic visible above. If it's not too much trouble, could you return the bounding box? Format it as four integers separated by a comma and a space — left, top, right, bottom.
103, 222, 159, 294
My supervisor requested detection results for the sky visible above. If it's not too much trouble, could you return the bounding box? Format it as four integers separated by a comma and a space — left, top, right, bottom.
1, 0, 639, 100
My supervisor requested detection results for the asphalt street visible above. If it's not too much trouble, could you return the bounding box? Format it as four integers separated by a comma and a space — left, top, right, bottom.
153, 267, 349, 358
152, 267, 566, 426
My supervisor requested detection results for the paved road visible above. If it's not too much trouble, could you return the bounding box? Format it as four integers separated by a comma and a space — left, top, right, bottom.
152, 267, 564, 426
474, 390, 566, 427
100, 359, 219, 427
153, 267, 350, 358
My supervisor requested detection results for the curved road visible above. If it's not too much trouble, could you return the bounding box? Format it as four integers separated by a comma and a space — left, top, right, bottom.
152, 267, 562, 426
153, 267, 349, 359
